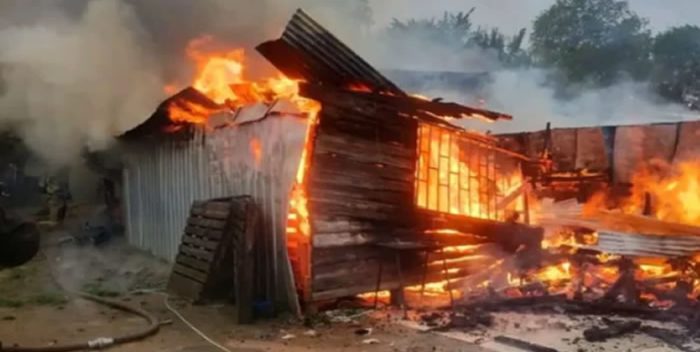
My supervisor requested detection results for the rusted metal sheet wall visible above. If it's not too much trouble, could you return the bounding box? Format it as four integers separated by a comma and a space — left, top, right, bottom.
500, 120, 700, 183
122, 108, 308, 312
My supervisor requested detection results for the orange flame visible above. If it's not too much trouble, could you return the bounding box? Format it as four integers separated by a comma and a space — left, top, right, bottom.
587, 159, 700, 227
415, 123, 525, 221
165, 35, 320, 126
250, 138, 262, 165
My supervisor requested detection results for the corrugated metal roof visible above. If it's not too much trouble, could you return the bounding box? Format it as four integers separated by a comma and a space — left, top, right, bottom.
120, 88, 220, 141
257, 9, 405, 95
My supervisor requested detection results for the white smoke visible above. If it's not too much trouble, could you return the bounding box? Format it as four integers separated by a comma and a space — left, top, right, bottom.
1, 0, 699, 169
456, 69, 699, 133
0, 0, 164, 167
355, 2, 700, 133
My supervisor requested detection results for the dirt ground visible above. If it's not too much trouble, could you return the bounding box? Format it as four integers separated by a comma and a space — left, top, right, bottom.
0, 204, 485, 352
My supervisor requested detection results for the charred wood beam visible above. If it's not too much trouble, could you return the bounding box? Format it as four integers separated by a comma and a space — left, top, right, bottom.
300, 83, 511, 122
640, 326, 693, 352
415, 211, 544, 253
583, 320, 641, 342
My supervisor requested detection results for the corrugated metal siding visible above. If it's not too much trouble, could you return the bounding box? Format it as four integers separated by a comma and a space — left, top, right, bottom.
122, 112, 307, 310
123, 129, 224, 261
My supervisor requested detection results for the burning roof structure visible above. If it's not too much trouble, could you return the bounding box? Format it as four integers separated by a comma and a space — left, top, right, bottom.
118, 11, 700, 345
120, 9, 536, 314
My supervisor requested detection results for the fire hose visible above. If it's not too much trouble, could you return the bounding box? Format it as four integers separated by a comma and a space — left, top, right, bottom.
0, 290, 161, 352
0, 249, 161, 352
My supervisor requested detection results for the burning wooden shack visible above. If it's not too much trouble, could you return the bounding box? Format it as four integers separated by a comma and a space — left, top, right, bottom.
120, 10, 541, 313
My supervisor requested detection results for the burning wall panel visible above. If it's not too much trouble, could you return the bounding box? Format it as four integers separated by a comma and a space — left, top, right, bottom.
293, 85, 538, 304
305, 90, 419, 301
574, 127, 608, 171
550, 129, 577, 172
415, 123, 524, 221
614, 124, 678, 184
122, 104, 308, 312
674, 120, 700, 162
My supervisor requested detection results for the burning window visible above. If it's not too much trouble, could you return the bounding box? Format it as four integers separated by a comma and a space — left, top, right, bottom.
415, 123, 524, 221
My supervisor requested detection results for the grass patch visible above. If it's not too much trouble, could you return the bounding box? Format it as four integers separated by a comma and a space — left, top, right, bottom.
27, 292, 68, 306
81, 282, 121, 298
0, 297, 23, 308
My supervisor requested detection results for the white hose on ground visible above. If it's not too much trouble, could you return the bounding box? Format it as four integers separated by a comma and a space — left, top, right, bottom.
131, 289, 233, 352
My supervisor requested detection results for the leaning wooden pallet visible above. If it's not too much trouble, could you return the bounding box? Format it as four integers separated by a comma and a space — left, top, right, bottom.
167, 195, 258, 321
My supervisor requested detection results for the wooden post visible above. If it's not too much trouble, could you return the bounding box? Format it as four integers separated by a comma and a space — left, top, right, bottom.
234, 200, 258, 324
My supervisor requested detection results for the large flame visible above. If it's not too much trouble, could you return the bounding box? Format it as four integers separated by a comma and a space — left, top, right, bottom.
585, 159, 700, 227
166, 35, 320, 126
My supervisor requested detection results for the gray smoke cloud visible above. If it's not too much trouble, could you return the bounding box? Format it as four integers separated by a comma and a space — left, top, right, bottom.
0, 0, 374, 168
358, 1, 700, 133
1, 0, 698, 168
0, 0, 163, 167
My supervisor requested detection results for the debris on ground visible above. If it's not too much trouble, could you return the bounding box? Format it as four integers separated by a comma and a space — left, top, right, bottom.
281, 333, 296, 340
362, 338, 380, 345
494, 335, 560, 352
354, 327, 372, 336
583, 320, 641, 342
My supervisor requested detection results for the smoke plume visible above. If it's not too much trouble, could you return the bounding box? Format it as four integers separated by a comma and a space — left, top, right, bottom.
0, 0, 163, 167
1, 0, 699, 168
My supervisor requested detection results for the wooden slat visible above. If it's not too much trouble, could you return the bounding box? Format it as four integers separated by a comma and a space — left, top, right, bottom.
184, 226, 224, 241
312, 232, 380, 248
309, 198, 404, 221
312, 216, 380, 234
178, 244, 215, 261
190, 207, 230, 220
172, 263, 208, 283
312, 153, 414, 182
182, 234, 219, 251
315, 134, 415, 170
187, 217, 227, 230
309, 169, 413, 193
175, 254, 211, 272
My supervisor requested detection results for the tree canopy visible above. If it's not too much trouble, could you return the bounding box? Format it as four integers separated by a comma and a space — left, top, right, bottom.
387, 9, 529, 68
652, 25, 700, 107
530, 0, 652, 86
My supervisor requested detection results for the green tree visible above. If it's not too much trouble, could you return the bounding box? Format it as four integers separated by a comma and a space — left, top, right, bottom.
652, 25, 700, 108
387, 9, 476, 49
531, 0, 652, 86
387, 9, 530, 67
470, 27, 530, 67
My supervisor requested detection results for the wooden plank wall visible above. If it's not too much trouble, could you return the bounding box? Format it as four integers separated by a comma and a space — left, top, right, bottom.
306, 93, 419, 301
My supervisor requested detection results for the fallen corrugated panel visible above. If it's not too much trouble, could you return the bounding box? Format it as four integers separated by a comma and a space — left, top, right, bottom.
257, 9, 404, 95
594, 230, 700, 257
258, 10, 512, 122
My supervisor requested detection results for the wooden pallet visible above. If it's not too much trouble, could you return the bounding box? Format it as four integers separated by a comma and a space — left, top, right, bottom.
167, 196, 257, 308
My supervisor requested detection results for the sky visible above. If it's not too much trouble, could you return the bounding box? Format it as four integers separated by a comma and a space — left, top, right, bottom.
369, 0, 700, 35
